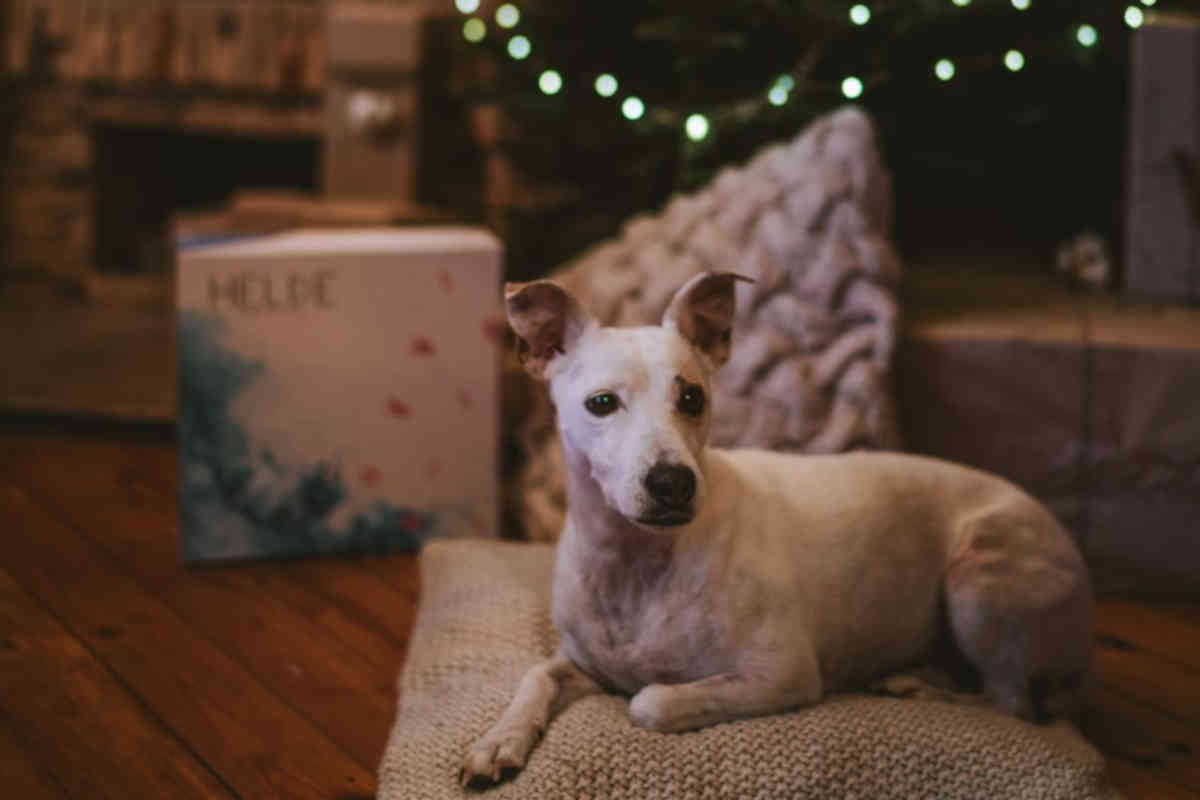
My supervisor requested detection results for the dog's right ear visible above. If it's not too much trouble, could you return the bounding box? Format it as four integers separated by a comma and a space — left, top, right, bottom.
504, 280, 594, 379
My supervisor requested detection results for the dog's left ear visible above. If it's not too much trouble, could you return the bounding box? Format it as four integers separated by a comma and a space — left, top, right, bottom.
662, 272, 752, 369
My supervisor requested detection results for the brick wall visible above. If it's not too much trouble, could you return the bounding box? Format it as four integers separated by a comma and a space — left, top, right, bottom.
1, 0, 327, 297
1, 81, 91, 288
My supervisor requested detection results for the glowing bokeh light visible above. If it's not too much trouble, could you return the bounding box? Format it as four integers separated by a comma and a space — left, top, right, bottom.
850, 5, 871, 25
1125, 7, 1144, 28
841, 76, 864, 99
935, 59, 956, 81
538, 69, 562, 95
1012, 0, 1030, 8
507, 34, 531, 59
767, 86, 788, 106
1076, 24, 1098, 47
685, 114, 709, 141
1004, 49, 1025, 71
455, 0, 479, 14
462, 17, 485, 42
621, 96, 645, 120
594, 74, 618, 97
495, 4, 520, 28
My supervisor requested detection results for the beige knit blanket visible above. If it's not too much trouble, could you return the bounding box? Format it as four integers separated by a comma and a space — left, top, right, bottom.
379, 540, 1120, 799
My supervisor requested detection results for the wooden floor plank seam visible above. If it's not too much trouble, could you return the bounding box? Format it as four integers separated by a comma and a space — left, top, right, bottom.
2, 479, 377, 796
285, 568, 414, 667
3, 562, 247, 800
107, 454, 418, 653
1094, 626, 1200, 677
0, 562, 238, 800
1092, 706, 1200, 798
188, 561, 407, 678
8, 454, 400, 774
111, 455, 421, 680
1098, 678, 1200, 737
1106, 755, 1198, 798
0, 706, 75, 799
13, 477, 387, 777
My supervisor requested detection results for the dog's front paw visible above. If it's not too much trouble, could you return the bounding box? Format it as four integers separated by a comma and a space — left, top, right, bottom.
629, 684, 677, 732
459, 725, 539, 789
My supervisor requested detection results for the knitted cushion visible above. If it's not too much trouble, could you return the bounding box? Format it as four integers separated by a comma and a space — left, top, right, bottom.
379, 539, 1120, 800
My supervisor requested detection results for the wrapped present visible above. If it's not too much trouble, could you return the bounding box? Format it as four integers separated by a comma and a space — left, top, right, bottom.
324, 2, 424, 202
176, 227, 503, 562
1125, 12, 1200, 302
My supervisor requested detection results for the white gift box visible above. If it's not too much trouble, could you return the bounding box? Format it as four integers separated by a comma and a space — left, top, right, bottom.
176, 227, 503, 562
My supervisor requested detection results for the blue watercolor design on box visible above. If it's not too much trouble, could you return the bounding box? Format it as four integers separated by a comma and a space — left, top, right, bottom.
178, 311, 439, 562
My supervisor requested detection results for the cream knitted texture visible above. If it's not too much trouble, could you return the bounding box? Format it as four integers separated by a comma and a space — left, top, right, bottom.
378, 540, 1121, 800
513, 107, 903, 542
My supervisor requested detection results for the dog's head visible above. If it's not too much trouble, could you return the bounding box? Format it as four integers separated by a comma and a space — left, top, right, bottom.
506, 273, 748, 530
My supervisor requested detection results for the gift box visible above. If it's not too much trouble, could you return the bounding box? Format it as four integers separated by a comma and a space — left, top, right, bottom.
176, 227, 503, 562
1125, 12, 1200, 302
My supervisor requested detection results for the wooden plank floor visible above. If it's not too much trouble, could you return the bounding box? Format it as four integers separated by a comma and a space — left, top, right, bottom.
1, 425, 1197, 799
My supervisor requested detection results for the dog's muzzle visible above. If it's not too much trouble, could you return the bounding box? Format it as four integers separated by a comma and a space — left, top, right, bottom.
638, 463, 696, 527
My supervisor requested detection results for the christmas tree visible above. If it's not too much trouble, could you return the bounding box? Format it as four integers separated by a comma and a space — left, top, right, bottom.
444, 0, 1172, 276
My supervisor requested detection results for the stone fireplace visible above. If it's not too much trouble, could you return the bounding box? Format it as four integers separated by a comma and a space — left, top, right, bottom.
0, 0, 450, 303
92, 122, 320, 276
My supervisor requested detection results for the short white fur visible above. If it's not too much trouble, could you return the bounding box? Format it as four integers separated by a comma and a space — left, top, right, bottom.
461, 273, 1094, 787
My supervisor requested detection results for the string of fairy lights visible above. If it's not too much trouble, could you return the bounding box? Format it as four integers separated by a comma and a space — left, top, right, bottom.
455, 0, 1160, 143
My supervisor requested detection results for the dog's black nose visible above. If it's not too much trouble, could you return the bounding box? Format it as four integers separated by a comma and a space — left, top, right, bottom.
643, 464, 696, 508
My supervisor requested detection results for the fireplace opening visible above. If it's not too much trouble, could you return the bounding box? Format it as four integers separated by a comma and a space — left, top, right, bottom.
92, 124, 320, 275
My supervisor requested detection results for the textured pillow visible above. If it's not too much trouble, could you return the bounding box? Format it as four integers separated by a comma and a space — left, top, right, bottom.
511, 107, 903, 541
379, 539, 1120, 800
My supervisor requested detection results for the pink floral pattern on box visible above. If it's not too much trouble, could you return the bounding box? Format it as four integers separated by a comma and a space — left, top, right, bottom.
177, 228, 503, 562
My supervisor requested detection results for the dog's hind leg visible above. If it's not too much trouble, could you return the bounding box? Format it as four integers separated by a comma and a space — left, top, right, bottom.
943, 508, 1094, 723
461, 654, 602, 787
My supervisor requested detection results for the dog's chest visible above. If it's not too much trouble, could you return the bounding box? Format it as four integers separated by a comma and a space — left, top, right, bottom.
555, 569, 727, 694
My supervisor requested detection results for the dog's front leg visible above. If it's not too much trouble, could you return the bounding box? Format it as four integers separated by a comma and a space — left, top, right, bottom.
629, 663, 822, 733
461, 654, 601, 787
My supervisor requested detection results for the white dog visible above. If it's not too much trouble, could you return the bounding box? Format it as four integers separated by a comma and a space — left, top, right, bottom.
462, 273, 1094, 787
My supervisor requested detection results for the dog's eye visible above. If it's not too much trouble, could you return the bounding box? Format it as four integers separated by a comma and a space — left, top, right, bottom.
584, 392, 620, 417
678, 385, 705, 417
